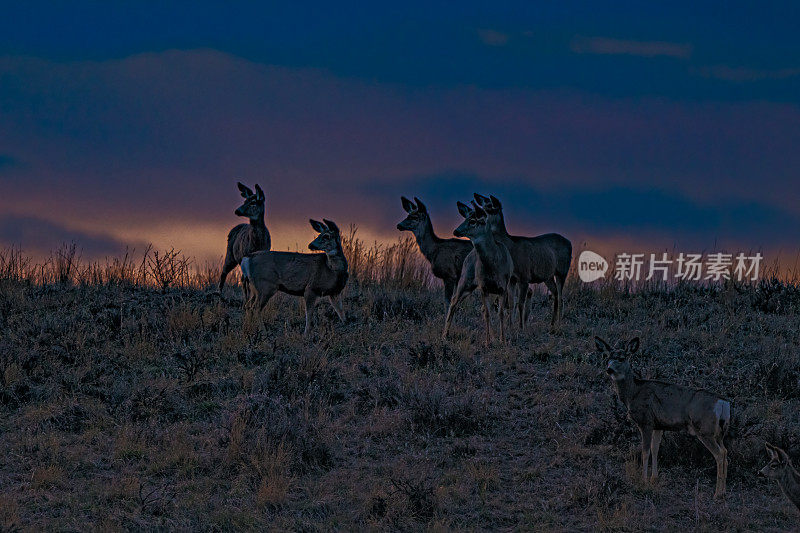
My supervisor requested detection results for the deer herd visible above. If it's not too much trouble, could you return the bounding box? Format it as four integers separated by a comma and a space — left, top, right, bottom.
218, 181, 799, 514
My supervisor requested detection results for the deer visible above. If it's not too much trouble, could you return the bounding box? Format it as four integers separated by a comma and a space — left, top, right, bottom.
473, 193, 571, 329
443, 202, 514, 345
596, 336, 731, 500
241, 219, 347, 336
219, 182, 271, 302
397, 196, 473, 306
759, 443, 800, 511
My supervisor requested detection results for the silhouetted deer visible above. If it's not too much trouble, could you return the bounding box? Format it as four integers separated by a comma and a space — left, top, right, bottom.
760, 443, 800, 511
242, 219, 347, 336
219, 183, 270, 297
474, 193, 571, 328
443, 202, 514, 345
397, 196, 473, 305
596, 336, 731, 499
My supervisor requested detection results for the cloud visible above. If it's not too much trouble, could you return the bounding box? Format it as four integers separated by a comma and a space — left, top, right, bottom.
0, 215, 144, 257
371, 173, 800, 249
693, 65, 800, 82
571, 37, 692, 58
476, 29, 510, 47
0, 49, 798, 261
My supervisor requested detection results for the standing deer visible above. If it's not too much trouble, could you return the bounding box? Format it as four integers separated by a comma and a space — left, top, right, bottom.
242, 219, 347, 336
443, 202, 514, 345
759, 443, 800, 511
219, 183, 271, 298
474, 193, 571, 328
397, 196, 473, 305
596, 336, 731, 500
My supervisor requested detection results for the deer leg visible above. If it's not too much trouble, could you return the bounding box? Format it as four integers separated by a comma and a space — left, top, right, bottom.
328, 295, 345, 323
556, 273, 566, 322
651, 430, 663, 480
505, 281, 516, 328
442, 299, 457, 340
442, 280, 471, 339
253, 285, 277, 330
696, 434, 726, 499
720, 439, 728, 496
521, 287, 532, 325
480, 290, 492, 346
523, 285, 533, 328
544, 278, 559, 330
722, 440, 729, 491
443, 279, 455, 311
716, 435, 728, 497
303, 293, 318, 337
496, 294, 505, 343
242, 280, 253, 311
553, 275, 562, 325
639, 426, 653, 482
241, 277, 251, 307
508, 287, 517, 331
218, 254, 237, 291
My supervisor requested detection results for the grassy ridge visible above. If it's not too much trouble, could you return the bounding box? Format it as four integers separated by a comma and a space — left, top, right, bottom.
0, 241, 799, 530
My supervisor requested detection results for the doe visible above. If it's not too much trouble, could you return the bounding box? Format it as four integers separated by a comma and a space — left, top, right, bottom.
243, 219, 347, 336
597, 336, 731, 499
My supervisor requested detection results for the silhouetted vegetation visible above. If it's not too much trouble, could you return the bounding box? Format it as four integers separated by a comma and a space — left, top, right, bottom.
0, 241, 798, 529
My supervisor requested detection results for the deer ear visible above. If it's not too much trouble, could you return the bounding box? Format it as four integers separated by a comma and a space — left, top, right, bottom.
489, 195, 502, 208
473, 205, 487, 219
413, 197, 428, 213
765, 443, 778, 458
594, 336, 611, 353
776, 446, 791, 463
627, 338, 640, 354
237, 182, 254, 198
309, 219, 327, 233
401, 196, 415, 213
473, 192, 489, 206
456, 201, 471, 219
255, 184, 264, 201
322, 219, 340, 235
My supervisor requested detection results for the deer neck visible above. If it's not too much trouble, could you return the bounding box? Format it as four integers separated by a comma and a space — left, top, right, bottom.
414, 217, 443, 260
779, 464, 800, 502
490, 212, 510, 238
470, 230, 503, 264
613, 374, 639, 409
325, 246, 348, 274
249, 215, 268, 246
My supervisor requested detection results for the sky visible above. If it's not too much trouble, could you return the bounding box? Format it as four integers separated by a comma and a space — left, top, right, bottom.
1, 2, 799, 265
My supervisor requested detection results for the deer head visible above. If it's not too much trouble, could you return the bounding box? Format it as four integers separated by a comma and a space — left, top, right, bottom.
595, 336, 640, 381
235, 182, 265, 222
760, 443, 793, 479
308, 219, 342, 254
397, 196, 430, 233
453, 201, 489, 239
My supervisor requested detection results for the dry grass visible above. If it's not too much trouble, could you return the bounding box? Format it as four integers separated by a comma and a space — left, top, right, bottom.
0, 242, 798, 530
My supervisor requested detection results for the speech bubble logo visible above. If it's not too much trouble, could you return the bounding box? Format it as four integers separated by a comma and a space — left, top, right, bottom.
578, 250, 608, 282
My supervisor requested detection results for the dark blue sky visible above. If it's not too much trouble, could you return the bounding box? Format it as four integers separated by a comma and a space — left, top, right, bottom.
1, 2, 798, 259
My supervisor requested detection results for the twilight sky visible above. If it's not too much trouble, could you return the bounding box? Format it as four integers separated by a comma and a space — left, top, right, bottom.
1, 2, 799, 263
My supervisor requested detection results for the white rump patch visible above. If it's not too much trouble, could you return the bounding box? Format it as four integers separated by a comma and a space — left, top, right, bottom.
240, 256, 252, 280
714, 399, 731, 422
